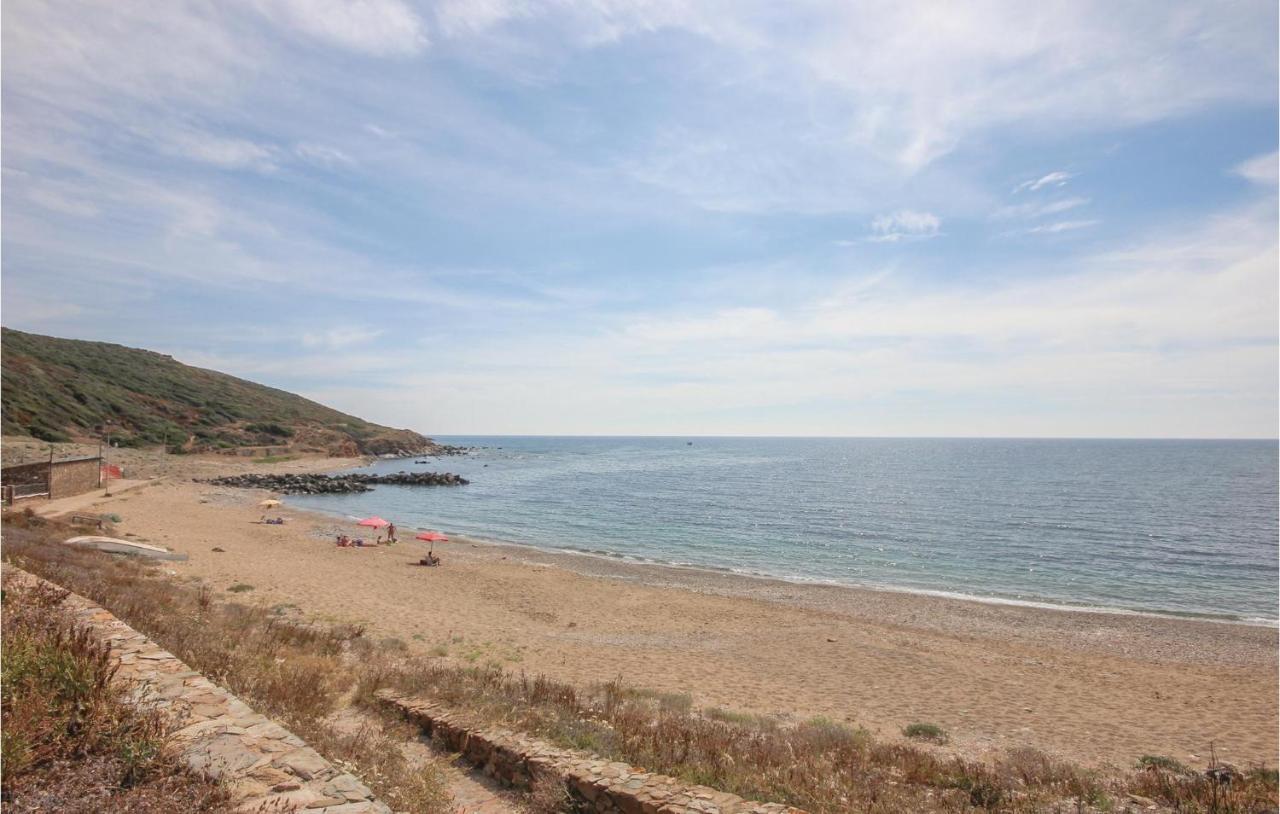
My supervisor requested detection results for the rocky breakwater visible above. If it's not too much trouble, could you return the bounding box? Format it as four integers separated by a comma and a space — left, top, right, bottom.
206, 471, 469, 495
432, 443, 475, 456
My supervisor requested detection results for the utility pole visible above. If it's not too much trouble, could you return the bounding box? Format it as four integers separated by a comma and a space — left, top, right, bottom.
102, 433, 112, 496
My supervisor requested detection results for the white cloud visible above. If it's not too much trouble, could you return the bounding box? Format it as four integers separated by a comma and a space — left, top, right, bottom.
163, 130, 278, 171
994, 196, 1090, 220
385, 204, 1274, 436
301, 327, 385, 349
17, 181, 101, 218
19, 195, 1267, 438
433, 0, 1277, 197
624, 307, 784, 343
1233, 151, 1278, 185
1014, 171, 1073, 194
1, 0, 1275, 438
294, 143, 355, 168
868, 210, 941, 242
1023, 219, 1099, 235
249, 0, 428, 56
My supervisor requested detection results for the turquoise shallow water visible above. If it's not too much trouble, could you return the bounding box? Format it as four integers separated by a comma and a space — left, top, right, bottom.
287, 437, 1279, 622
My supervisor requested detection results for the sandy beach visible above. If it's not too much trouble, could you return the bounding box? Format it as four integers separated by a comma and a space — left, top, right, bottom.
42, 462, 1279, 772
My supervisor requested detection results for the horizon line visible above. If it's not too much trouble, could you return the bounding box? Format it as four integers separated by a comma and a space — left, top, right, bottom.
422, 433, 1280, 442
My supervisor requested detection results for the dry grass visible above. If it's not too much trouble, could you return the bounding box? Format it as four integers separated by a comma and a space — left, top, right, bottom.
359, 649, 1277, 812
359, 659, 1109, 812
5, 515, 1276, 814
1, 578, 231, 813
905, 722, 950, 744
2, 520, 450, 813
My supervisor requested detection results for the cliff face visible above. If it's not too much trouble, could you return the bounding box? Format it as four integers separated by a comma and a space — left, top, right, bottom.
1, 328, 435, 456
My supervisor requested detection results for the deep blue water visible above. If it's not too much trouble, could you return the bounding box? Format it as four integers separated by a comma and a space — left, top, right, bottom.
287, 437, 1279, 622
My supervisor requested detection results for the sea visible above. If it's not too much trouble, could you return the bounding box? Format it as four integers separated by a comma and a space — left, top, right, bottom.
286, 437, 1279, 624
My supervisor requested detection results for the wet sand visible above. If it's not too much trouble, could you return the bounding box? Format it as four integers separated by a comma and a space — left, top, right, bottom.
73, 471, 1279, 771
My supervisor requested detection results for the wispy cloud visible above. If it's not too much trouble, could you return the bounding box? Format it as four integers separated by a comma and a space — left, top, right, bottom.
294, 143, 355, 169
1014, 171, 1073, 194
993, 196, 1090, 220
868, 210, 941, 243
1023, 219, 1100, 235
336, 204, 1275, 437
250, 0, 428, 56
161, 129, 279, 172
1, 0, 1274, 437
1234, 151, 1278, 185
301, 327, 385, 350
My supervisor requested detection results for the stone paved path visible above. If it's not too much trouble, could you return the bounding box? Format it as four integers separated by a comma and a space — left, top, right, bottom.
4, 567, 392, 814
324, 703, 522, 814
378, 690, 806, 814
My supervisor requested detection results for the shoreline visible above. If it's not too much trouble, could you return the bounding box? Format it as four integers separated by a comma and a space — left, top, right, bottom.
449, 533, 1280, 628
287, 497, 1279, 630
63, 470, 1279, 768
424, 533, 1276, 669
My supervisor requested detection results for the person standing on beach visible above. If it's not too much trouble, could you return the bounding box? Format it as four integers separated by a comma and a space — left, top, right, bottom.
387, 522, 397, 543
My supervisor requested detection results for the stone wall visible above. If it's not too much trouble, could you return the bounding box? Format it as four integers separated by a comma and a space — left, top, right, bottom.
49, 456, 101, 498
376, 690, 806, 814
4, 567, 391, 814
1, 460, 50, 487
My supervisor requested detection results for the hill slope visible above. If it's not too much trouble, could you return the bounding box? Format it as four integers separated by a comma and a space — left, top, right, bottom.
1, 328, 434, 455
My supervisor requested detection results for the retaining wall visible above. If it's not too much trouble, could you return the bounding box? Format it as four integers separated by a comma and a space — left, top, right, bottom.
376, 689, 806, 814
3, 567, 391, 814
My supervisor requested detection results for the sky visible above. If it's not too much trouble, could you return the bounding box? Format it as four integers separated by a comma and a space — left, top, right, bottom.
2, 0, 1277, 438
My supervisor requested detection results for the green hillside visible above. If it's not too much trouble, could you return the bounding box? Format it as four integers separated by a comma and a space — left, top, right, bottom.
0, 328, 433, 455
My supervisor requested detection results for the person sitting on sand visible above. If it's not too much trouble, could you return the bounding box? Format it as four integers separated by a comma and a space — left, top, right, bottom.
419, 552, 441, 566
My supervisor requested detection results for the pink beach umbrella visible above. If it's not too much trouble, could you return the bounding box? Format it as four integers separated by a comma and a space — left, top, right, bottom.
415, 530, 449, 553
357, 516, 390, 529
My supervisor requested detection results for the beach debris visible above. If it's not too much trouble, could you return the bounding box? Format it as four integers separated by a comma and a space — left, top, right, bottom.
203, 471, 469, 494
211, 547, 225, 552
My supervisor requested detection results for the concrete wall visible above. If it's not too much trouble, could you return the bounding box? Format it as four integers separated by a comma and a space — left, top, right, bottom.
49, 457, 101, 499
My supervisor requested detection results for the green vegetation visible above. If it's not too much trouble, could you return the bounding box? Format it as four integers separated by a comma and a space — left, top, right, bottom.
1, 328, 429, 454
1137, 754, 1191, 775
904, 721, 950, 743
250, 455, 297, 464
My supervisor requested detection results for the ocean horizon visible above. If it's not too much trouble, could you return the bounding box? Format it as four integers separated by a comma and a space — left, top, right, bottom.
287, 436, 1280, 624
